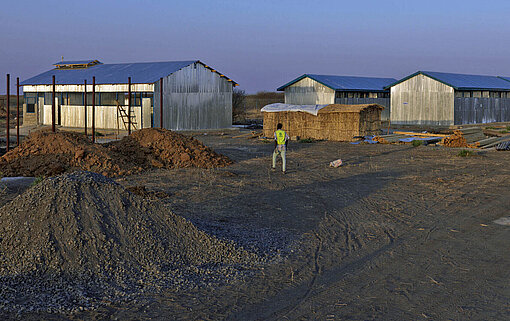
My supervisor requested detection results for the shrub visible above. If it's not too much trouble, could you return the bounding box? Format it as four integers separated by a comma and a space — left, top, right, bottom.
457, 149, 475, 157
31, 176, 44, 186
412, 140, 423, 147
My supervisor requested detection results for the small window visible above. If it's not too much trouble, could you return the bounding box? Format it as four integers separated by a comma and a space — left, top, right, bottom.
25, 93, 37, 112
44, 93, 52, 105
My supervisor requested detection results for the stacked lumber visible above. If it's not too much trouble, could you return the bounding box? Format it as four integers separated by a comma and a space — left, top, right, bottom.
442, 127, 485, 148
232, 131, 263, 139
373, 132, 445, 144
393, 131, 449, 137
483, 129, 510, 137
496, 140, 510, 151
373, 134, 409, 144
477, 137, 506, 149
441, 132, 467, 147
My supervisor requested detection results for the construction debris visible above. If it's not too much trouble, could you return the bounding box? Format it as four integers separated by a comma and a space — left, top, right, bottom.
441, 131, 468, 148
496, 141, 510, 151
232, 131, 263, 139
370, 127, 510, 149
329, 159, 343, 167
441, 127, 510, 149
373, 133, 443, 145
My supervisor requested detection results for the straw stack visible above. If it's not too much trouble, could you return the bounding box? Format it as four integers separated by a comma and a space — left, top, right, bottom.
262, 104, 383, 141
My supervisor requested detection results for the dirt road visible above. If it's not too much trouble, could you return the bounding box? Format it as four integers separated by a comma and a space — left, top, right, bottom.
2, 131, 510, 320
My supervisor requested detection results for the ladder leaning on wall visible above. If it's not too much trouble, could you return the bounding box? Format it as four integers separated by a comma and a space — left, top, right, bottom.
115, 100, 138, 135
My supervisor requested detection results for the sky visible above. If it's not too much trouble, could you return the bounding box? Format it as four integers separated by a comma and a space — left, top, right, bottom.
1, 0, 510, 94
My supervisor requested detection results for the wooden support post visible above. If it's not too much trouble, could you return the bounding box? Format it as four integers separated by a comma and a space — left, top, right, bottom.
128, 77, 131, 135
16, 77, 19, 146
84, 79, 87, 136
160, 77, 163, 128
52, 75, 56, 132
6, 74, 10, 151
92, 76, 96, 143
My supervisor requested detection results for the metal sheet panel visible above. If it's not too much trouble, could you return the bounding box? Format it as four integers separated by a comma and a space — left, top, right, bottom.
389, 71, 510, 91
454, 97, 510, 125
23, 84, 154, 93
21, 61, 197, 85
278, 74, 396, 91
153, 63, 233, 130
390, 74, 455, 126
54, 60, 100, 66
284, 77, 335, 105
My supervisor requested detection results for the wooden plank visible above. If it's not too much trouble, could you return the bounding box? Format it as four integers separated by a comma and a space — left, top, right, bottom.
393, 131, 448, 137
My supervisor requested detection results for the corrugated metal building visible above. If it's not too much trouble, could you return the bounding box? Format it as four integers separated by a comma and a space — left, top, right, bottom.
387, 71, 510, 126
21, 59, 237, 130
277, 74, 396, 120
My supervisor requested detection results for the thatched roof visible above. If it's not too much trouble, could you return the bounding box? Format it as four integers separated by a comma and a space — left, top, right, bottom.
318, 104, 384, 114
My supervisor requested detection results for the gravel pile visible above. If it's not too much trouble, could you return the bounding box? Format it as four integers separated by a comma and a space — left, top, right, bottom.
0, 171, 260, 314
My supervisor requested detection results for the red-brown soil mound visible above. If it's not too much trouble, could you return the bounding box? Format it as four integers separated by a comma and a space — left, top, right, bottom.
108, 128, 233, 169
0, 128, 232, 177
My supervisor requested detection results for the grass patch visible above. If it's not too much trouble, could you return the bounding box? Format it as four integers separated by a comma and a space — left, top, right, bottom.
412, 140, 423, 147
298, 138, 315, 143
0, 173, 5, 196
31, 176, 44, 186
485, 126, 497, 130
457, 149, 475, 157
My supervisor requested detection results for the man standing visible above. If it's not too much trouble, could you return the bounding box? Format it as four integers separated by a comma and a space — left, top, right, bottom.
272, 123, 289, 174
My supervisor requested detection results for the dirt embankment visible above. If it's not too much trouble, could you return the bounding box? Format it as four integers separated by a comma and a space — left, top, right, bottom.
0, 128, 232, 177
0, 171, 260, 313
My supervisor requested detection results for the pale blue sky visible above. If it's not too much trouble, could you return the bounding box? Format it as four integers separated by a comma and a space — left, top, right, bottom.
2, 0, 510, 93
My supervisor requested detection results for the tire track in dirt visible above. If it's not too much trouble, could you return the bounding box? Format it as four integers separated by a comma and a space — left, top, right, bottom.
274, 194, 510, 320
231, 173, 457, 320
278, 233, 323, 320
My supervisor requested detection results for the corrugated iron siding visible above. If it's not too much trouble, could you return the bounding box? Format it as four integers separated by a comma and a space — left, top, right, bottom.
154, 63, 233, 130
454, 98, 510, 124
284, 77, 335, 105
390, 74, 454, 126
41, 104, 144, 130
335, 98, 391, 120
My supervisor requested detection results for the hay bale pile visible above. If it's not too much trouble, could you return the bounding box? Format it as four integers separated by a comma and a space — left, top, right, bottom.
0, 128, 232, 177
0, 171, 260, 313
263, 104, 383, 142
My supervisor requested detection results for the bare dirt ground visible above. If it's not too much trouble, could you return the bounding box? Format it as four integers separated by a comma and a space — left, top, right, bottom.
2, 130, 510, 320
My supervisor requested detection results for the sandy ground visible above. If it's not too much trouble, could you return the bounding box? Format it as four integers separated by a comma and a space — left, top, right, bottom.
2, 130, 510, 320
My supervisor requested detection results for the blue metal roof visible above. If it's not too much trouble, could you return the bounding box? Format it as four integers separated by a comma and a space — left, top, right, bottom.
385, 71, 510, 91
21, 60, 237, 86
277, 74, 397, 92
497, 76, 510, 84
54, 60, 101, 66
